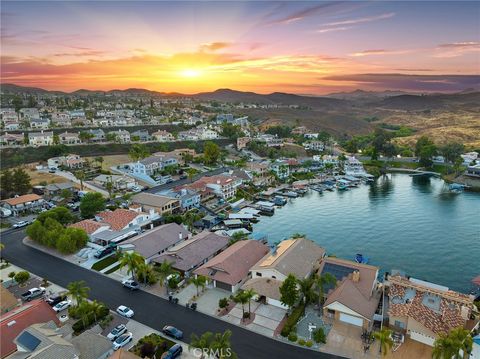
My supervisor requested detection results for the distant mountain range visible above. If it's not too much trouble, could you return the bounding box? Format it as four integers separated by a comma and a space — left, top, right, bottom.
1, 83, 479, 111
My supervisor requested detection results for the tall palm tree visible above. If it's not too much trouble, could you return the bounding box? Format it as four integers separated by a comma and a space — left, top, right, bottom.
154, 260, 174, 294
136, 262, 157, 285
67, 280, 90, 306
76, 301, 92, 327
189, 275, 207, 296
316, 272, 337, 305
233, 291, 249, 319
374, 328, 393, 358
243, 288, 256, 315
211, 330, 237, 359
105, 178, 114, 199
75, 170, 86, 191
433, 327, 473, 359
90, 300, 104, 322
189, 331, 214, 359
297, 277, 317, 306
118, 251, 144, 280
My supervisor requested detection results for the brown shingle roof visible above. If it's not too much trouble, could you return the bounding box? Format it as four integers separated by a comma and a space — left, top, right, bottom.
242, 277, 283, 301
3, 194, 42, 206
0, 287, 18, 314
194, 240, 269, 286
131, 193, 178, 209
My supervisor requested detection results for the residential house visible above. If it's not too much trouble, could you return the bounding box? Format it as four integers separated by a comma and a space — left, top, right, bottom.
47, 154, 84, 170
95, 208, 158, 232
194, 240, 270, 293
3, 121, 21, 131
387, 273, 475, 346
0, 287, 18, 314
59, 132, 81, 144
131, 155, 177, 177
93, 174, 137, 190
237, 137, 251, 150
152, 130, 174, 142
291, 126, 307, 135
29, 118, 50, 129
108, 130, 130, 143
131, 192, 180, 215
69, 219, 110, 237
1, 194, 44, 215
0, 133, 25, 146
461, 151, 478, 165
178, 129, 199, 141
158, 188, 201, 211
0, 108, 18, 122
0, 300, 60, 358
125, 223, 190, 261
246, 161, 274, 186
466, 164, 480, 177
304, 141, 324, 152
130, 129, 151, 142
270, 160, 290, 179
28, 131, 53, 146
86, 129, 105, 142
243, 237, 325, 308
51, 112, 72, 127
44, 182, 76, 201
152, 231, 229, 276
304, 133, 319, 139
195, 175, 242, 200
319, 257, 381, 330
19, 108, 40, 121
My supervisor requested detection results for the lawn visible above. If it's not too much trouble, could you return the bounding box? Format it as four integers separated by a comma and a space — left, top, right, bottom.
91, 254, 119, 271
85, 154, 131, 171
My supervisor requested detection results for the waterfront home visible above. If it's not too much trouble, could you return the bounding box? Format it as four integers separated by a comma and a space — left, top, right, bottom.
158, 188, 201, 211
1, 194, 44, 215
0, 300, 60, 358
124, 222, 190, 261
59, 131, 81, 144
152, 231, 229, 277
243, 237, 325, 308
28, 131, 53, 146
152, 130, 174, 142
270, 160, 290, 179
95, 208, 158, 231
318, 257, 381, 330
194, 240, 270, 293
246, 161, 274, 186
465, 164, 480, 178
93, 174, 137, 190
131, 192, 180, 215
461, 151, 478, 165
386, 273, 475, 346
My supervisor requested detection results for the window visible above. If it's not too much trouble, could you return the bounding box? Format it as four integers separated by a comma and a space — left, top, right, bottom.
256, 272, 262, 277
272, 276, 276, 279
394, 320, 405, 329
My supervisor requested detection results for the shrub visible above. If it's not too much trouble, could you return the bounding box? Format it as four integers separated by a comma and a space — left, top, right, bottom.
297, 338, 306, 346
305, 340, 313, 347
71, 303, 109, 333
280, 303, 305, 337
313, 327, 326, 344
8, 271, 16, 279
288, 332, 298, 342
14, 271, 30, 286
218, 298, 229, 309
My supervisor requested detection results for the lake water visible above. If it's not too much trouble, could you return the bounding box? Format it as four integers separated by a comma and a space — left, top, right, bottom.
253, 174, 480, 293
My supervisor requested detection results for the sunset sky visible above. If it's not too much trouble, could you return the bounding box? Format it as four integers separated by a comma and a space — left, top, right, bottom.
1, 1, 479, 94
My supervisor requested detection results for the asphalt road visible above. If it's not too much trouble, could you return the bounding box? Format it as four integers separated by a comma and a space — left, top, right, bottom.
1, 229, 345, 359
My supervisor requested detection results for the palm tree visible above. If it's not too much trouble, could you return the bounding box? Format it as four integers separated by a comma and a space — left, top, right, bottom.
90, 300, 104, 322
95, 156, 104, 169
187, 168, 196, 183
243, 288, 256, 315
433, 327, 473, 359
373, 328, 393, 358
118, 251, 144, 280
316, 273, 337, 305
136, 262, 157, 285
189, 275, 207, 296
76, 301, 92, 327
211, 330, 237, 359
233, 291, 250, 319
67, 280, 90, 306
189, 331, 214, 359
75, 170, 86, 191
154, 260, 174, 294
105, 178, 114, 199
297, 277, 317, 306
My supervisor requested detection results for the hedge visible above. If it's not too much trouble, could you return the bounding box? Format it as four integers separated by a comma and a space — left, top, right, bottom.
280, 303, 305, 337
72, 305, 110, 333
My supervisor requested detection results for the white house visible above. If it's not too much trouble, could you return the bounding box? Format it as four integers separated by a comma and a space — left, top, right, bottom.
28, 131, 53, 146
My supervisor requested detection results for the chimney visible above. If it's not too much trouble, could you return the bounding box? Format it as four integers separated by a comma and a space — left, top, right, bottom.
179, 232, 183, 240
352, 270, 360, 283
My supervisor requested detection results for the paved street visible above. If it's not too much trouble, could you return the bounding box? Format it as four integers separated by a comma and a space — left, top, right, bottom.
1, 228, 346, 359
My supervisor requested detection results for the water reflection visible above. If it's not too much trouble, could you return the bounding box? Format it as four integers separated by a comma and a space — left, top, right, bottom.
369, 175, 394, 199
411, 176, 433, 193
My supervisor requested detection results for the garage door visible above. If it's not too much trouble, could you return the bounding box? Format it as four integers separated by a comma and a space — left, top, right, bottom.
339, 313, 363, 327
215, 280, 232, 291
410, 331, 435, 346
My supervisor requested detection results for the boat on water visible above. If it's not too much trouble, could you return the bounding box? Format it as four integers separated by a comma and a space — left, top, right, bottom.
337, 183, 349, 191
448, 183, 465, 193
355, 253, 369, 264
311, 185, 323, 193
295, 188, 308, 196
280, 191, 298, 198
273, 196, 287, 206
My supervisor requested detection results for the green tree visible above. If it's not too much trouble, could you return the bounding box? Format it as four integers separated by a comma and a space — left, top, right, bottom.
129, 143, 150, 162
189, 275, 207, 296
80, 192, 106, 218
118, 251, 144, 280
189, 331, 214, 359
203, 141, 220, 165
432, 327, 473, 359
187, 168, 196, 183
316, 272, 337, 305
0, 169, 14, 197
12, 167, 31, 194
136, 262, 158, 285
297, 276, 317, 306
211, 330, 237, 359
105, 178, 114, 199
52, 133, 60, 145
64, 227, 88, 250
415, 136, 437, 168
14, 271, 30, 286
94, 156, 104, 168
440, 142, 465, 173
60, 189, 73, 204
233, 290, 249, 319
243, 288, 256, 315
75, 170, 86, 191
374, 328, 393, 358
67, 280, 90, 305
78, 132, 94, 143
154, 260, 174, 294
56, 232, 77, 253
280, 274, 299, 310
26, 220, 48, 244
312, 327, 327, 344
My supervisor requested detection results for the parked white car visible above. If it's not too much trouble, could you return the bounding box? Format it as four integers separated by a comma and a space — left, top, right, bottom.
107, 324, 127, 341
113, 332, 133, 350
116, 305, 134, 318
13, 220, 30, 228
53, 300, 72, 312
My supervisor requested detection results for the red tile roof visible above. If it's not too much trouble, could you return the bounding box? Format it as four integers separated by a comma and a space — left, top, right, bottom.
69, 219, 107, 234
96, 209, 139, 231
0, 299, 60, 358
2, 194, 42, 206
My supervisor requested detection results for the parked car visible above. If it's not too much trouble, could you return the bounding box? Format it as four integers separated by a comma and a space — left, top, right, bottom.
112, 332, 133, 350
164, 344, 183, 359
21, 287, 46, 301
0, 207, 12, 218
13, 220, 30, 228
116, 305, 134, 318
45, 293, 67, 306
53, 300, 72, 312
162, 325, 183, 339
107, 324, 127, 341
122, 279, 139, 291
94, 245, 117, 259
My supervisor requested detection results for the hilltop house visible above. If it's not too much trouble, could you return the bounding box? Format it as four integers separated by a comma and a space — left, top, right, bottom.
59, 131, 81, 144
108, 129, 130, 143
152, 130, 174, 142
28, 131, 53, 146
